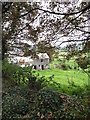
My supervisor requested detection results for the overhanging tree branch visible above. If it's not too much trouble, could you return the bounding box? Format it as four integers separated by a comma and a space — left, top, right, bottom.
58, 38, 89, 46
20, 3, 90, 17
14, 12, 41, 37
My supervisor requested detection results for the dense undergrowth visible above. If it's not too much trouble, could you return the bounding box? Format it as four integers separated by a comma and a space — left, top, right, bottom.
2, 59, 90, 120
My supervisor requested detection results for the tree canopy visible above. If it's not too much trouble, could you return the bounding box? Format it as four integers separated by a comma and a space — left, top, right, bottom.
2, 1, 90, 60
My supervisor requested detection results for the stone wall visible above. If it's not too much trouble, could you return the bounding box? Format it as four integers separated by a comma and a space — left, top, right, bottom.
33, 58, 49, 70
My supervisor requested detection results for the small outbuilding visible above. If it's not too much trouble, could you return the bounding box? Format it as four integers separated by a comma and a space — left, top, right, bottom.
8, 53, 50, 70
33, 53, 49, 70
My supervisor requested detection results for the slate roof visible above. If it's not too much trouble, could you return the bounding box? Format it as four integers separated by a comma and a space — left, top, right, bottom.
37, 53, 49, 59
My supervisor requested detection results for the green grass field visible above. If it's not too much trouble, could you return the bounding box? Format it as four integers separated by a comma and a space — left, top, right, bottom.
38, 68, 88, 86
37, 59, 88, 95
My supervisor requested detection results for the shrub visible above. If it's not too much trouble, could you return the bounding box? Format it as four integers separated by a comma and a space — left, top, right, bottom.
30, 89, 76, 120
2, 58, 45, 90
2, 93, 29, 120
30, 89, 88, 120
76, 56, 89, 70
13, 66, 46, 90
30, 89, 63, 119
60, 64, 68, 70
2, 58, 19, 81
55, 64, 72, 70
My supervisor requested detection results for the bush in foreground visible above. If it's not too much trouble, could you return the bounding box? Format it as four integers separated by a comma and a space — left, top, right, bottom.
2, 93, 29, 120
30, 89, 89, 120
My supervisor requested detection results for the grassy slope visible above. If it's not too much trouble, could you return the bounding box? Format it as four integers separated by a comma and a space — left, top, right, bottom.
37, 57, 88, 95
38, 68, 88, 86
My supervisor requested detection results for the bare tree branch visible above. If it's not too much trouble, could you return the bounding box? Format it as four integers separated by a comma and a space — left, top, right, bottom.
20, 3, 90, 17
58, 38, 89, 47
14, 13, 41, 37
74, 26, 90, 34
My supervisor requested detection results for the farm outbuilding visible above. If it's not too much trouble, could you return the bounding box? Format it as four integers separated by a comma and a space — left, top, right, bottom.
8, 53, 49, 70
33, 53, 49, 70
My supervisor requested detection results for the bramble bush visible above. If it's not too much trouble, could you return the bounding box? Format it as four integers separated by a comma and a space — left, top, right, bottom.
60, 64, 72, 70
55, 63, 72, 70
2, 93, 29, 120
30, 89, 89, 120
2, 58, 19, 81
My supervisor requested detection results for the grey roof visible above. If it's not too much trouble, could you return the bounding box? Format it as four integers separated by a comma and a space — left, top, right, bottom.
37, 53, 49, 59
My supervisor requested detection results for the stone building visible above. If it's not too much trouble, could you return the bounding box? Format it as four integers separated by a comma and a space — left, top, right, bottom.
33, 53, 49, 70
8, 53, 49, 70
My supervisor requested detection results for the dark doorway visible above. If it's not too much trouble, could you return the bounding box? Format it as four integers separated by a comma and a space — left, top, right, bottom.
34, 65, 36, 70
41, 59, 43, 62
42, 65, 44, 70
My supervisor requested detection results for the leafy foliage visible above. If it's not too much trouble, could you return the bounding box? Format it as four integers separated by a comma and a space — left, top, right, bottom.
30, 89, 89, 120
76, 56, 90, 70
13, 66, 47, 90
55, 63, 72, 70
2, 58, 47, 89
2, 58, 19, 82
3, 94, 29, 120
